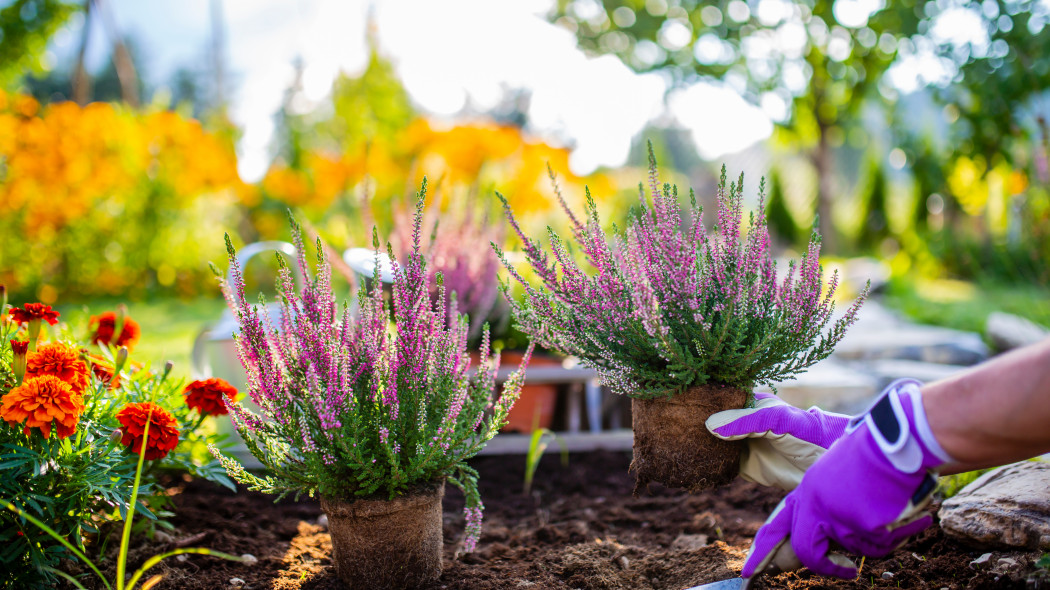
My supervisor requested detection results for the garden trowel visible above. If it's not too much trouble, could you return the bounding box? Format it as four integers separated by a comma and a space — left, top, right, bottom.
683, 542, 857, 590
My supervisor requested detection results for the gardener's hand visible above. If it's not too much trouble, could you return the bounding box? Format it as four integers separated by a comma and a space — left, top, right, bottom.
741, 379, 951, 579
705, 392, 850, 490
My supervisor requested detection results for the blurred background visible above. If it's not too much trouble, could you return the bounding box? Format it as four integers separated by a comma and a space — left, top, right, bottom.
0, 0, 1047, 375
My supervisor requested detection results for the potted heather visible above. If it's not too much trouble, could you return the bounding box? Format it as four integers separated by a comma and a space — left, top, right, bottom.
495, 149, 866, 493
210, 188, 530, 589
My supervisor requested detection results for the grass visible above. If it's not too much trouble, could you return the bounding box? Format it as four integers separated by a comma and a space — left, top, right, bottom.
54, 296, 229, 384
882, 276, 1050, 336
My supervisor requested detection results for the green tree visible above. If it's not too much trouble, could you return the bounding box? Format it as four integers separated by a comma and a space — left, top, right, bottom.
550, 0, 930, 252
0, 0, 80, 90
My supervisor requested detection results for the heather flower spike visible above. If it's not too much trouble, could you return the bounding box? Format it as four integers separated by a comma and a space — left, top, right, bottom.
496, 143, 867, 400
211, 179, 531, 552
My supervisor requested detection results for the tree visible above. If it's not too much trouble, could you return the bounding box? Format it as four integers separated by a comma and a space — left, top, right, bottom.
0, 0, 80, 89
549, 0, 930, 252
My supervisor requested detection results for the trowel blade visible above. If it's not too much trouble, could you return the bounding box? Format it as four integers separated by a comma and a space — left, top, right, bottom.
683, 577, 747, 590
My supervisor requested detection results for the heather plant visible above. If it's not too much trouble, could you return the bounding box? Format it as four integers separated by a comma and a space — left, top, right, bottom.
209, 185, 531, 551
495, 148, 867, 400
390, 185, 510, 347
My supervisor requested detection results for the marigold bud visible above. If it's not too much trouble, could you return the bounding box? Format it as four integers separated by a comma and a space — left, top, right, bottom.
10, 340, 28, 385
114, 346, 130, 375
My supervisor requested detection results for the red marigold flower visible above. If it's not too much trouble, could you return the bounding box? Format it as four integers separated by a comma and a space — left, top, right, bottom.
26, 342, 90, 398
86, 354, 121, 390
116, 402, 180, 460
89, 311, 141, 350
10, 340, 28, 356
8, 303, 60, 326
1, 375, 83, 439
183, 378, 238, 417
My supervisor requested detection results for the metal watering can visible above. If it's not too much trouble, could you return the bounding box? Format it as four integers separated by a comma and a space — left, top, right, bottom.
191, 241, 398, 388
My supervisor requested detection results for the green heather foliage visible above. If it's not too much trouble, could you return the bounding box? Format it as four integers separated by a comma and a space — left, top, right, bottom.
210, 184, 530, 552
496, 148, 867, 400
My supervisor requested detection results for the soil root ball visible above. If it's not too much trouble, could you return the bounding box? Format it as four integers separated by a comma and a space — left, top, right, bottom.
630, 384, 747, 495
321, 480, 445, 590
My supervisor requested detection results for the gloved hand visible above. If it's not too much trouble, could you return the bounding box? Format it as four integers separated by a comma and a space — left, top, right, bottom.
741, 379, 953, 579
705, 392, 851, 490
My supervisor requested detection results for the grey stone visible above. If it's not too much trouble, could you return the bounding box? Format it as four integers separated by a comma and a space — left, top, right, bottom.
317, 513, 328, 528
866, 359, 966, 389
757, 360, 880, 414
970, 553, 993, 568
939, 461, 1050, 550
834, 326, 989, 366
671, 533, 709, 551
240, 553, 258, 565
986, 312, 1049, 352
881, 571, 895, 580
229, 578, 246, 588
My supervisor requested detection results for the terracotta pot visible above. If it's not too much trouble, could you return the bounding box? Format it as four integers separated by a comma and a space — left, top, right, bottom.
498, 351, 560, 433
629, 384, 747, 494
320, 481, 444, 590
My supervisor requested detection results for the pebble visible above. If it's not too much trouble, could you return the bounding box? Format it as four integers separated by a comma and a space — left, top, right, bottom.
970, 552, 993, 568
881, 572, 894, 580
229, 578, 245, 588
176, 554, 188, 562
240, 553, 258, 565
317, 514, 328, 528
618, 556, 629, 570
998, 557, 1018, 567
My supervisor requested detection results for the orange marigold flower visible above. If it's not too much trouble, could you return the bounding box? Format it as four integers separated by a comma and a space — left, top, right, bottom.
26, 342, 90, 397
89, 311, 141, 350
184, 378, 237, 417
8, 303, 60, 326
1, 375, 83, 439
116, 402, 180, 460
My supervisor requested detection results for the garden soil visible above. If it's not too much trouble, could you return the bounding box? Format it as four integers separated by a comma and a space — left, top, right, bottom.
81, 451, 1044, 590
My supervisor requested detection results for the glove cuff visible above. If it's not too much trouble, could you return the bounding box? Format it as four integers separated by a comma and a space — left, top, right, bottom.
847, 378, 954, 473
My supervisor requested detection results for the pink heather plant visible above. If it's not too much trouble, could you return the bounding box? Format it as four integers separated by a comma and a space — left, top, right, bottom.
210, 182, 531, 552
390, 188, 510, 347
494, 147, 867, 400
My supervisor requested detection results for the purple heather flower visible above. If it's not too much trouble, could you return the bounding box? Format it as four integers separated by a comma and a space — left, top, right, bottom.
496, 147, 867, 398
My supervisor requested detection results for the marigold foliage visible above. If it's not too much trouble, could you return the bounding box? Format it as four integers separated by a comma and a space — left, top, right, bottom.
496, 150, 867, 400
0, 305, 234, 588
211, 183, 530, 552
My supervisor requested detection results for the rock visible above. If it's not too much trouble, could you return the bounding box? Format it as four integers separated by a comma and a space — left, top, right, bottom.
939, 461, 1050, 550
970, 553, 993, 568
670, 534, 709, 551
317, 514, 328, 528
881, 571, 895, 580
834, 325, 989, 366
998, 557, 1018, 567
986, 312, 1049, 352
229, 578, 246, 588
757, 360, 880, 414
240, 553, 258, 565
867, 359, 966, 389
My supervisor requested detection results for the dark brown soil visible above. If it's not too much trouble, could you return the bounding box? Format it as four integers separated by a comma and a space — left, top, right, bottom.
84, 451, 1044, 590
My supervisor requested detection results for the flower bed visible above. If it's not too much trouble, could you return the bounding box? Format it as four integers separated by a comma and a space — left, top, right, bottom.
106, 451, 1041, 590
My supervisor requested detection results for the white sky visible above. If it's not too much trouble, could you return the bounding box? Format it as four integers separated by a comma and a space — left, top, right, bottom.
45, 0, 774, 181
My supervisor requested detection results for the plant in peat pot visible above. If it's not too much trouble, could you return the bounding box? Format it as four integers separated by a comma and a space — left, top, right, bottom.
209, 182, 531, 590
494, 146, 866, 493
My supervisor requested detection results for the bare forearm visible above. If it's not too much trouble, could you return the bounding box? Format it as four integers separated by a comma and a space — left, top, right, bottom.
923, 337, 1050, 470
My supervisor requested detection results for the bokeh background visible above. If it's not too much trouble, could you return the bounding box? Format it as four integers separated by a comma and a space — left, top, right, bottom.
1, 0, 1047, 374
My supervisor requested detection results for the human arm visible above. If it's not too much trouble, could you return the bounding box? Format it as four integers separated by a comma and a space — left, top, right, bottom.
925, 336, 1050, 471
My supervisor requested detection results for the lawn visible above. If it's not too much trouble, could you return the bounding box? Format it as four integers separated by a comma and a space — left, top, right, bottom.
882, 276, 1050, 336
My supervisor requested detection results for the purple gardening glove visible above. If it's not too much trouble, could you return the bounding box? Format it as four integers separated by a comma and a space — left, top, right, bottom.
705, 392, 851, 490
741, 379, 953, 579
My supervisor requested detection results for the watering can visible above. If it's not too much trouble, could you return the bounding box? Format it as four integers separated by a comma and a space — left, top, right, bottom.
191, 242, 398, 388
